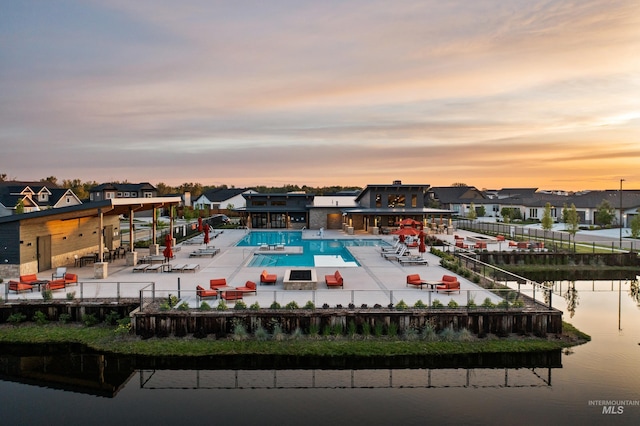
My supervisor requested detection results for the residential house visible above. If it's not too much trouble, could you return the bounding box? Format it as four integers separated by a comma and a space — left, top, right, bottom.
193, 187, 256, 212
88, 182, 157, 201
0, 181, 82, 217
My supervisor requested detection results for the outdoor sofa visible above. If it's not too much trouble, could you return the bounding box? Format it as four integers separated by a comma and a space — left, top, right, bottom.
260, 270, 277, 285
8, 280, 34, 293
325, 270, 343, 288
436, 275, 461, 293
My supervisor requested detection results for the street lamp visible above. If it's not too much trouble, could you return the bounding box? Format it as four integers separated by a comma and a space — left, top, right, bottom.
620, 178, 625, 247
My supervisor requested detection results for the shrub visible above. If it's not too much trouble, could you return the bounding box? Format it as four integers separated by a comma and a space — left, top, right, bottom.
458, 328, 475, 342
272, 323, 286, 341
41, 289, 53, 301
374, 323, 384, 337
431, 299, 444, 308
467, 298, 477, 309
291, 327, 304, 340
395, 300, 408, 310
303, 300, 315, 310
497, 300, 510, 309
512, 299, 525, 308
403, 324, 420, 341
413, 299, 427, 309
104, 310, 120, 325
32, 311, 48, 325
216, 300, 227, 311
321, 325, 332, 337
66, 291, 76, 300
234, 300, 247, 310
58, 313, 72, 324
361, 322, 371, 337
254, 325, 270, 341
168, 295, 179, 308
387, 322, 398, 337
177, 302, 190, 311
159, 301, 171, 311
472, 275, 481, 284
439, 326, 456, 342
347, 320, 357, 337
331, 323, 344, 336
231, 319, 248, 341
7, 313, 27, 324
249, 302, 261, 310
82, 313, 99, 327
115, 318, 132, 335
447, 299, 459, 308
421, 322, 437, 341
199, 301, 211, 310
481, 297, 496, 308
308, 323, 320, 337
270, 301, 282, 310
285, 301, 299, 310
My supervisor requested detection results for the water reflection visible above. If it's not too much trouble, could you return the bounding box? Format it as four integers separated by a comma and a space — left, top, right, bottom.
0, 344, 561, 397
563, 281, 580, 318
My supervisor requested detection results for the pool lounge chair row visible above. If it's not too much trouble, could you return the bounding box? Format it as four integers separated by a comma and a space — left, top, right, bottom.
133, 263, 200, 273
189, 247, 220, 257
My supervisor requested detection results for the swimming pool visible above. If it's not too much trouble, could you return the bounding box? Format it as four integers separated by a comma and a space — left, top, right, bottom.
237, 231, 390, 267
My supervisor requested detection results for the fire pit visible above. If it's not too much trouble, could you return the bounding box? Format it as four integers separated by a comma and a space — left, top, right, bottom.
283, 269, 317, 290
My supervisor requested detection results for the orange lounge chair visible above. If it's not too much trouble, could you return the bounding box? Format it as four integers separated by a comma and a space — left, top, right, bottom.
236, 280, 257, 295
406, 274, 425, 289
196, 285, 217, 300
260, 270, 277, 285
210, 278, 228, 289
325, 270, 343, 288
436, 275, 461, 293
8, 280, 34, 293
221, 290, 244, 301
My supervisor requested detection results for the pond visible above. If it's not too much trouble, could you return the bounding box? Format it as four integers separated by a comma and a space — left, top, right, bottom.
1, 279, 639, 425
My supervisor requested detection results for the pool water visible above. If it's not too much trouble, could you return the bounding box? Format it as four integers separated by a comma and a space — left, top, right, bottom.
237, 231, 390, 267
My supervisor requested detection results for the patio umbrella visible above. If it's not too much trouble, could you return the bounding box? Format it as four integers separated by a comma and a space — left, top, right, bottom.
198, 217, 203, 232
163, 233, 173, 261
392, 226, 421, 242
418, 231, 426, 253
203, 225, 210, 245
397, 218, 421, 227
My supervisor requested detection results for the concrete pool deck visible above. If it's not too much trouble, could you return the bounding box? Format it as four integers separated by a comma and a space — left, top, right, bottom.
4, 228, 517, 308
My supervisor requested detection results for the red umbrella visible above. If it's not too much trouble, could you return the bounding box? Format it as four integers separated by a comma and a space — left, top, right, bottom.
418, 231, 426, 253
397, 218, 421, 227
392, 226, 421, 242
163, 233, 173, 260
203, 225, 210, 245
198, 217, 203, 232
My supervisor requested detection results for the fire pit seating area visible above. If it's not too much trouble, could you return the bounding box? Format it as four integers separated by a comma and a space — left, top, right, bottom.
8, 280, 34, 293
436, 275, 460, 293
325, 270, 344, 288
260, 270, 277, 285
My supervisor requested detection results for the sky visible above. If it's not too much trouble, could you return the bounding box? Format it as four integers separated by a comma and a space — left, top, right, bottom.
1, 0, 639, 191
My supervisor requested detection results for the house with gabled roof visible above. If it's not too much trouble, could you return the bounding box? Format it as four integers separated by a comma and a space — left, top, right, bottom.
193, 187, 256, 211
427, 186, 486, 217
0, 181, 82, 217
88, 182, 157, 201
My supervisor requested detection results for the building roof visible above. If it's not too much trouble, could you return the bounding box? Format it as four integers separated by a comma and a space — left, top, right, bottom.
90, 182, 156, 192
429, 186, 486, 204
199, 187, 249, 202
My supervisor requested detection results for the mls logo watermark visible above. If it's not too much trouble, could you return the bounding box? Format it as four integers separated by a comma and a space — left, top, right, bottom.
588, 400, 639, 415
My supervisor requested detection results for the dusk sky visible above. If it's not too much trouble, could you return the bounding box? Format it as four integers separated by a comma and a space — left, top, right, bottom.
2, 1, 639, 191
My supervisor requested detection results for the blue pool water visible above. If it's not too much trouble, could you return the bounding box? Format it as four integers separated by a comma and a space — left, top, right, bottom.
237, 231, 390, 267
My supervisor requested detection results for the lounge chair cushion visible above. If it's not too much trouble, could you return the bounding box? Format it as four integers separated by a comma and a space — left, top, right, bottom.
236, 281, 257, 294
210, 278, 227, 289
325, 271, 343, 287
260, 270, 277, 284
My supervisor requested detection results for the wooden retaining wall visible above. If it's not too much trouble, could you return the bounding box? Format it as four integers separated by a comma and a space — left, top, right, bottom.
132, 308, 563, 339
0, 300, 139, 323
477, 252, 639, 267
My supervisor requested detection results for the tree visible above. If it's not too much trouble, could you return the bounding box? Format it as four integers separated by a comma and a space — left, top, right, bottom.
451, 182, 467, 187
41, 176, 58, 185
500, 207, 514, 223
565, 203, 580, 236
477, 205, 486, 217
541, 203, 554, 231
15, 199, 24, 214
467, 202, 477, 219
630, 211, 640, 239
561, 203, 569, 223
595, 199, 615, 227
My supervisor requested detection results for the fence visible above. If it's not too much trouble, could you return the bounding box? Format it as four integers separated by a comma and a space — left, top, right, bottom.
456, 219, 636, 252
3, 281, 154, 303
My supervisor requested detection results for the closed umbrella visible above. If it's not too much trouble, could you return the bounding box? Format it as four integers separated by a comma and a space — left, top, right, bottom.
198, 217, 203, 232
163, 233, 173, 261
204, 225, 210, 245
418, 231, 426, 253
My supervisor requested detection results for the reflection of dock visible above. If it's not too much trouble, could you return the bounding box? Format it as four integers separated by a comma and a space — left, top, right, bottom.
139, 367, 555, 389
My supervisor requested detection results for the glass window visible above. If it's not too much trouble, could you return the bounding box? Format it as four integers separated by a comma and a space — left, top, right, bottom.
375, 194, 382, 208
252, 200, 267, 206
411, 195, 417, 207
